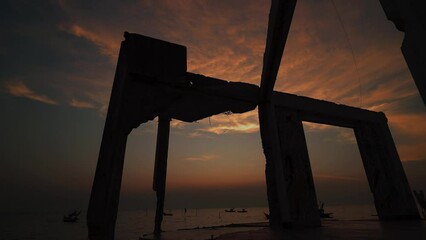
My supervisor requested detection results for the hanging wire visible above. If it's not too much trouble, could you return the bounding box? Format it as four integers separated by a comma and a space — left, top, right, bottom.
330, 0, 363, 108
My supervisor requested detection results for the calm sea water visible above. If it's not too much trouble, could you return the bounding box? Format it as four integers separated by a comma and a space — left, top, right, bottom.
0, 205, 378, 240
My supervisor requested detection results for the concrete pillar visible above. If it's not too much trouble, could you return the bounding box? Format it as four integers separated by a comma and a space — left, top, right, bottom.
354, 116, 420, 220
258, 0, 297, 228
87, 36, 133, 240
275, 110, 321, 227
380, 0, 426, 106
153, 117, 171, 235
87, 130, 127, 240
87, 125, 130, 239
259, 103, 291, 229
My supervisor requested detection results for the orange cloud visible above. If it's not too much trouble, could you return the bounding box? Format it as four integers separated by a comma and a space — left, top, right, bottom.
303, 122, 333, 132
68, 98, 96, 109
183, 154, 218, 161
170, 120, 188, 129
194, 110, 259, 135
64, 24, 119, 60
4, 81, 58, 105
388, 113, 426, 161
201, 123, 259, 134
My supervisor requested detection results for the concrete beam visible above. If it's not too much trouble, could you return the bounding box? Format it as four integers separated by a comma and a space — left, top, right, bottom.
273, 92, 385, 127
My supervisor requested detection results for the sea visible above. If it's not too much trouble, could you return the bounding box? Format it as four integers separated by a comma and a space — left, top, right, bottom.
0, 205, 378, 240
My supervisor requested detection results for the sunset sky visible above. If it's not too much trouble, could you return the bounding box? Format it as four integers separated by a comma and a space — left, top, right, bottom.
1, 0, 425, 213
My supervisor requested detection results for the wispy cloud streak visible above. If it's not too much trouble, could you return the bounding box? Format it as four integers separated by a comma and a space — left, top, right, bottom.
183, 154, 218, 161
68, 98, 96, 109
63, 24, 119, 60
5, 81, 58, 105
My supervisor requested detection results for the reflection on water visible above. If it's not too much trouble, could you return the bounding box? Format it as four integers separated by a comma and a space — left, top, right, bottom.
0, 205, 378, 240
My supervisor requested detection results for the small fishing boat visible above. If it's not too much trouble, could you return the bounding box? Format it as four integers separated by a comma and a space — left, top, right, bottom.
319, 202, 333, 218
225, 208, 235, 212
237, 208, 247, 213
63, 210, 81, 223
163, 210, 173, 216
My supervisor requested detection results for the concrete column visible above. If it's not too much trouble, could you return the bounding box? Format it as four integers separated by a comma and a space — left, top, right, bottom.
354, 117, 420, 220
275, 110, 321, 227
153, 117, 171, 235
87, 38, 132, 240
87, 126, 129, 240
259, 103, 291, 229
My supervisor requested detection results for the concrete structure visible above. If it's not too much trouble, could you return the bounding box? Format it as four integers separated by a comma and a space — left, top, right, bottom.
273, 93, 419, 221
87, 33, 258, 240
87, 0, 423, 239
258, 0, 301, 229
380, 0, 426, 106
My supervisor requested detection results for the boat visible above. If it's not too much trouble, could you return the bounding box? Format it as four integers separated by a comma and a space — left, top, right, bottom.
320, 211, 333, 218
163, 212, 173, 216
237, 208, 247, 213
63, 210, 81, 223
319, 202, 333, 218
225, 208, 236, 212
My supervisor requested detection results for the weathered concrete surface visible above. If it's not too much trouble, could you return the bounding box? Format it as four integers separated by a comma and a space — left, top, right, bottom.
355, 120, 420, 220
275, 111, 321, 227
380, 0, 426, 106
258, 0, 299, 229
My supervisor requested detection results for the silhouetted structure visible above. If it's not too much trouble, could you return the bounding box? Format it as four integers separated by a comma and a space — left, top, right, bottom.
380, 0, 426, 106
87, 0, 423, 239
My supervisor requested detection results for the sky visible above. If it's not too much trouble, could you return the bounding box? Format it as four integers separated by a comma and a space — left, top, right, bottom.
1, 0, 425, 213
